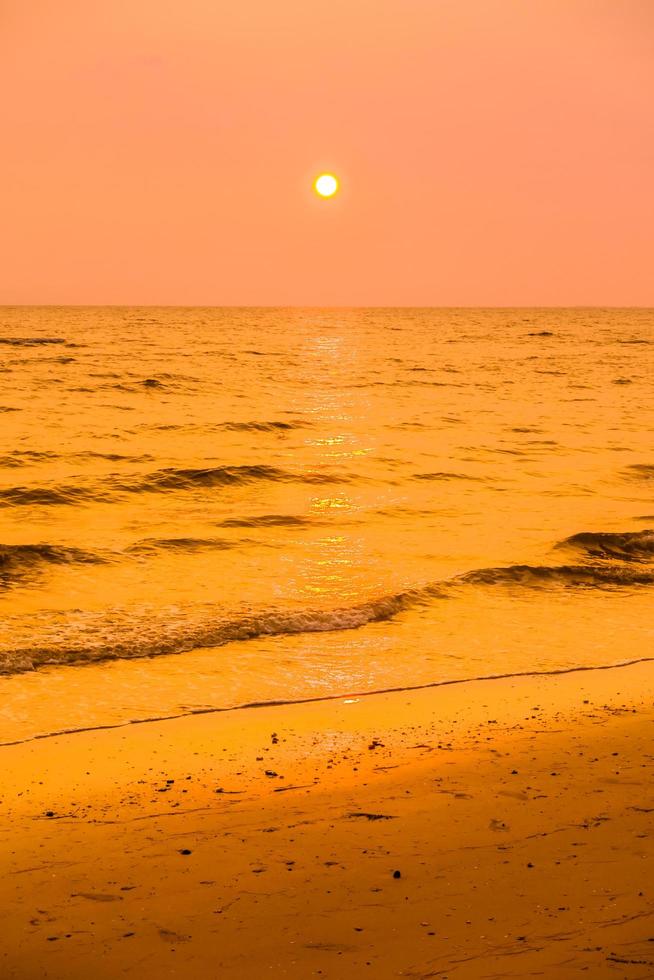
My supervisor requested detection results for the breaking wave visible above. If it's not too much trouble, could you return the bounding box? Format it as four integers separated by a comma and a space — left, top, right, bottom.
2, 548, 653, 674
0, 589, 436, 674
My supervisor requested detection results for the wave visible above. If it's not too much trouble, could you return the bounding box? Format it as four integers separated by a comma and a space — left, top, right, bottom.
127, 537, 236, 554
0, 337, 67, 347
2, 555, 653, 674
217, 514, 310, 528
0, 534, 245, 585
8, 354, 76, 366
74, 451, 156, 463
0, 464, 349, 507
132, 464, 346, 492
0, 588, 437, 674
219, 421, 305, 432
0, 485, 104, 506
459, 563, 654, 588
0, 450, 155, 469
624, 464, 654, 481
557, 530, 654, 563
0, 543, 105, 567
138, 420, 309, 434
109, 379, 167, 392
0, 543, 107, 589
0, 451, 55, 468
413, 471, 481, 482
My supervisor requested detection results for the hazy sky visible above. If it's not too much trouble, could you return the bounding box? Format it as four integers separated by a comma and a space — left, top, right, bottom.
2, 1, 653, 305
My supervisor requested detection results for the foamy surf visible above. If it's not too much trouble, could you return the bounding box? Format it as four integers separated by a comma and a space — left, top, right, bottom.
2, 529, 653, 673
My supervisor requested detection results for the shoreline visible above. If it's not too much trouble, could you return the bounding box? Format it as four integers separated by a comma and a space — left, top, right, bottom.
3, 653, 654, 749
1, 660, 654, 978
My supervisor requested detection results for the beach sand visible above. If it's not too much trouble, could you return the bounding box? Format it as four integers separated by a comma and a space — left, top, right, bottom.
1, 661, 654, 979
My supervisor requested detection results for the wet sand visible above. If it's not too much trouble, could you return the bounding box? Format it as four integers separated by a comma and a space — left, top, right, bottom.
1, 661, 654, 979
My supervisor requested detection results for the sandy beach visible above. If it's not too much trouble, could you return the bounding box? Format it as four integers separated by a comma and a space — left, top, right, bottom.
2, 660, 653, 979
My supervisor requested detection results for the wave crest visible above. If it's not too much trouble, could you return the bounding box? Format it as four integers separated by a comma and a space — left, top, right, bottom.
624, 464, 654, 481
0, 485, 103, 507
217, 514, 310, 528
127, 537, 236, 554
557, 530, 654, 563
0, 464, 349, 507
134, 465, 345, 492
0, 543, 107, 589
413, 471, 480, 482
0, 337, 67, 347
460, 563, 654, 588
219, 421, 304, 432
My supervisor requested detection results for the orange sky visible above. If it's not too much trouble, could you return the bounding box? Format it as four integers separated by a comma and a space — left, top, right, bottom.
1, 1, 653, 305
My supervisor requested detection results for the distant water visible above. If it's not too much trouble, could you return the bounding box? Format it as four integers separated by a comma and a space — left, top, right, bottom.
1, 307, 653, 743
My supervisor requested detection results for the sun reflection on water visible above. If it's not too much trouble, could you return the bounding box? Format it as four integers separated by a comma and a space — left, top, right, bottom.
289, 326, 379, 607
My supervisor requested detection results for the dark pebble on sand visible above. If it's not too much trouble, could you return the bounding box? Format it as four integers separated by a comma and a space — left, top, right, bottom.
179, 848, 192, 855
393, 870, 402, 879
45, 811, 54, 817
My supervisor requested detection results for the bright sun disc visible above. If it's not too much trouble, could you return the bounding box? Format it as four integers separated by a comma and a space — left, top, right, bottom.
315, 174, 339, 197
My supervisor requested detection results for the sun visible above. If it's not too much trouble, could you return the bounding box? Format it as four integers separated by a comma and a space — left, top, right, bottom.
314, 173, 339, 198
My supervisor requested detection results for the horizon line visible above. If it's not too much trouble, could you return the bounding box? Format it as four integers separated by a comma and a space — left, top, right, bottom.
1, 303, 653, 311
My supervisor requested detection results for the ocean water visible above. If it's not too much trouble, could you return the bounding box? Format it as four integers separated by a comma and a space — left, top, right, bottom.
1, 307, 653, 743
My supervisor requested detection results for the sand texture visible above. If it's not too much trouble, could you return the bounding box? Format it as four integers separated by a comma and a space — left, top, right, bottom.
1, 661, 654, 979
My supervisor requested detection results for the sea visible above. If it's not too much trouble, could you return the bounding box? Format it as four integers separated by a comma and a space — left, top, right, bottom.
1, 307, 652, 744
